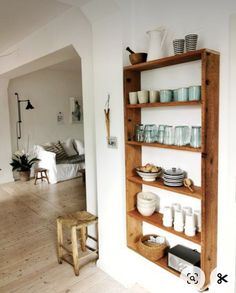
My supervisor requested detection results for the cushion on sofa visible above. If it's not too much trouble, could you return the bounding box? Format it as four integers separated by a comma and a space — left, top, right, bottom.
62, 138, 78, 156
44, 142, 68, 161
73, 139, 85, 155
57, 154, 85, 165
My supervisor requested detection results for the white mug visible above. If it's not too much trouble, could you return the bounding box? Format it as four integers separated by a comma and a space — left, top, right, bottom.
184, 213, 196, 236
163, 206, 173, 227
174, 209, 184, 232
129, 92, 138, 104
149, 90, 159, 103
194, 210, 201, 232
138, 90, 149, 104
182, 206, 192, 217
185, 226, 196, 237
172, 203, 181, 212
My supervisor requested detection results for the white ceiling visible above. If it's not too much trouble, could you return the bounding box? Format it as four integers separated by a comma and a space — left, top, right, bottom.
0, 0, 71, 53
47, 58, 81, 73
3, 45, 80, 79
56, 0, 92, 7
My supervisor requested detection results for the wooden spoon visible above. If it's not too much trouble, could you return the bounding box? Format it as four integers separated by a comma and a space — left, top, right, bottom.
184, 178, 194, 192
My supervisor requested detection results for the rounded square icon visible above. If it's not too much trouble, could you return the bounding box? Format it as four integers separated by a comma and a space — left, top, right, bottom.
180, 266, 205, 290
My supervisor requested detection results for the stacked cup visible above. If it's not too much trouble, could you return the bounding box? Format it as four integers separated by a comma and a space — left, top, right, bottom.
194, 210, 201, 232
173, 39, 185, 55
185, 34, 198, 52
163, 206, 173, 227
185, 213, 196, 236
174, 209, 184, 232
137, 192, 157, 217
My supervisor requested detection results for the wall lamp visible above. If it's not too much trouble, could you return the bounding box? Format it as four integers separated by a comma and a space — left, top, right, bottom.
15, 92, 34, 146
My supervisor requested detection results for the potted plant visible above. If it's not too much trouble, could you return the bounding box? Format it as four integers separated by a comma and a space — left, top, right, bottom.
10, 151, 39, 182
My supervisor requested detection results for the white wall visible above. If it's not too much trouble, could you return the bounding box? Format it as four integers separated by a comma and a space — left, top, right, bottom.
8, 67, 84, 153
0, 7, 97, 214
0, 78, 12, 184
89, 1, 236, 292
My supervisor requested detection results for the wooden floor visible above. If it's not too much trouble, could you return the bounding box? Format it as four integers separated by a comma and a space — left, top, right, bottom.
0, 178, 148, 293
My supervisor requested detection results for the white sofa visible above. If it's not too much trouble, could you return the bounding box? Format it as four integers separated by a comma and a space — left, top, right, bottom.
34, 138, 85, 184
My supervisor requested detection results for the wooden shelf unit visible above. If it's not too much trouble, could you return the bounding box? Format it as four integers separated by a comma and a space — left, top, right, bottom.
124, 49, 219, 288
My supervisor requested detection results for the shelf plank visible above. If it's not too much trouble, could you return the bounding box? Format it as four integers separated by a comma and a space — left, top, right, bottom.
128, 175, 202, 199
127, 100, 201, 109
126, 141, 202, 153
124, 49, 219, 72
128, 209, 201, 245
128, 244, 180, 277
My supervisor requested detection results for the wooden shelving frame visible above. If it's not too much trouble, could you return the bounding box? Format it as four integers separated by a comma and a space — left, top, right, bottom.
124, 49, 219, 289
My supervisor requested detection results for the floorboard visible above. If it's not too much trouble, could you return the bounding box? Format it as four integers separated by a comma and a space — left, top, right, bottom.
0, 178, 148, 293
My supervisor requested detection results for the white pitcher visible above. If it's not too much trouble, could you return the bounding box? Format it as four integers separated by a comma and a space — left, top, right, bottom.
146, 27, 167, 61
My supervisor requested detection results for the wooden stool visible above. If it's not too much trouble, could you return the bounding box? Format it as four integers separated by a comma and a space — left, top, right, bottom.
34, 168, 49, 185
56, 211, 99, 276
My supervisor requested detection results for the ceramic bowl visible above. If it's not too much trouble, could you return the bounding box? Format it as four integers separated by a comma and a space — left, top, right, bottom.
137, 204, 156, 216
137, 191, 157, 204
136, 170, 162, 182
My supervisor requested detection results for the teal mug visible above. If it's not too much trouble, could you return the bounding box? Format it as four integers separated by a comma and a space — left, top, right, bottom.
173, 89, 178, 101
189, 85, 201, 101
190, 126, 201, 148
160, 90, 173, 103
177, 87, 188, 102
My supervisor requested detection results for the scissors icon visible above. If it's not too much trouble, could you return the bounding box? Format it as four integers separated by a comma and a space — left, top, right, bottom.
217, 273, 228, 284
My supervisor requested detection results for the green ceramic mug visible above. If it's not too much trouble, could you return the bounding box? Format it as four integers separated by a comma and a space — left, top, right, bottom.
160, 90, 173, 103
189, 85, 201, 101
177, 87, 188, 102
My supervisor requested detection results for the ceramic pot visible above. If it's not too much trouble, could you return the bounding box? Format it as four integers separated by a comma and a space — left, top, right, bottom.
19, 171, 30, 182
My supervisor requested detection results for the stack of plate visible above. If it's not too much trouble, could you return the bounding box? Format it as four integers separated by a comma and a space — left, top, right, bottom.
163, 168, 185, 187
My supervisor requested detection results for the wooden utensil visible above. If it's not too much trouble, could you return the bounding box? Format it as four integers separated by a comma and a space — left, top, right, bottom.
104, 94, 110, 143
184, 178, 194, 192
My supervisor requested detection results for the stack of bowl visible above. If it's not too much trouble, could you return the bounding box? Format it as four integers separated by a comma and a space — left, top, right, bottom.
163, 168, 186, 187
137, 192, 157, 216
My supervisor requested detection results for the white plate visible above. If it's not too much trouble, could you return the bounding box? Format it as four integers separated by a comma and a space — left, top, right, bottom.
163, 177, 184, 183
164, 181, 183, 187
163, 174, 185, 180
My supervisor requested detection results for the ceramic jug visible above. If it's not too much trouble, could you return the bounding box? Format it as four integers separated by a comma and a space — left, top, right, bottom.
146, 27, 167, 61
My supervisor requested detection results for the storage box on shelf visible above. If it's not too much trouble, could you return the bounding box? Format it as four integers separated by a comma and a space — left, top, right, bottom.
124, 49, 219, 289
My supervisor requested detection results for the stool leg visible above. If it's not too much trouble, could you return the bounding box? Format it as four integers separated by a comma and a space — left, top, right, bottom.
34, 172, 38, 185
71, 226, 80, 276
41, 171, 43, 182
57, 219, 63, 264
80, 226, 87, 252
96, 221, 99, 258
44, 170, 50, 184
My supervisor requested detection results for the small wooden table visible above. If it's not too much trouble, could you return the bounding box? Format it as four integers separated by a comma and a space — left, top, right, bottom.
34, 168, 49, 185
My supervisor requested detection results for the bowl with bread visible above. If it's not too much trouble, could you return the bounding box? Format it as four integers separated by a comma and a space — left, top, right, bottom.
136, 164, 162, 182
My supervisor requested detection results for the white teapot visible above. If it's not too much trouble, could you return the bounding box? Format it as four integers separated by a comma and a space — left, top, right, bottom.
146, 27, 167, 61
